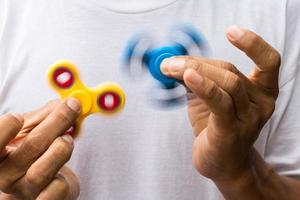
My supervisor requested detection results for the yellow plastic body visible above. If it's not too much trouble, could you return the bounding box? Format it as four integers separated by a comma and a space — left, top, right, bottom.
47, 60, 126, 138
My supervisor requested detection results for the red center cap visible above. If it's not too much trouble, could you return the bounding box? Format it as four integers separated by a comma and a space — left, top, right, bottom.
98, 92, 121, 111
53, 67, 74, 89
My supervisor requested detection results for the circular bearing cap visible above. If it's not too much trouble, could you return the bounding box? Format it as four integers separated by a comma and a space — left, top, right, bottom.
52, 67, 74, 89
98, 92, 121, 111
69, 90, 92, 115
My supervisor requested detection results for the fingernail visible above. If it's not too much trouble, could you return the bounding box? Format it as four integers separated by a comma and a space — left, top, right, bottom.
11, 113, 24, 123
67, 98, 81, 112
186, 69, 203, 85
161, 57, 186, 73
226, 25, 244, 40
62, 134, 74, 144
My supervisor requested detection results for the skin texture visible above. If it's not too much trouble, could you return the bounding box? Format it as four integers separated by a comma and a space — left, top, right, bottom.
0, 99, 81, 200
161, 26, 300, 199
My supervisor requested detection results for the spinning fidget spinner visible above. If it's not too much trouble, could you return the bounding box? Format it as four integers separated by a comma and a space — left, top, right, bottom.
121, 24, 211, 108
47, 60, 126, 138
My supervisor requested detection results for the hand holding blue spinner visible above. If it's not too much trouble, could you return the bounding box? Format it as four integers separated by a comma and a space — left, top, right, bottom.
121, 24, 211, 108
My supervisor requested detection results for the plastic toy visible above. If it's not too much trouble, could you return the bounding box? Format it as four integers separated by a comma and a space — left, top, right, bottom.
47, 60, 126, 138
121, 24, 211, 109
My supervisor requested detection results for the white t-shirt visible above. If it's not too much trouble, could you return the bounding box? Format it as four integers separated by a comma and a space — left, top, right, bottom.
0, 0, 300, 199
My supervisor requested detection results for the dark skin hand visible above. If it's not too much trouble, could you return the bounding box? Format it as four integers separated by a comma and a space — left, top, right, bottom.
161, 25, 300, 200
0, 99, 81, 200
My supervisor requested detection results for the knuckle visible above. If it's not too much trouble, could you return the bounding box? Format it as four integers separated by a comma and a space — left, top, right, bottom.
221, 62, 238, 73
1, 114, 23, 130
55, 139, 73, 159
52, 110, 73, 126
268, 49, 281, 68
184, 56, 194, 63
22, 137, 43, 159
26, 170, 45, 187
247, 32, 261, 45
246, 31, 281, 70
204, 82, 219, 99
187, 58, 202, 72
226, 73, 243, 94
228, 64, 239, 74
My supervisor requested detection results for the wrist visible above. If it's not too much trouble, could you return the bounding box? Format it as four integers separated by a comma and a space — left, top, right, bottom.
212, 148, 262, 199
211, 147, 255, 183
212, 148, 289, 200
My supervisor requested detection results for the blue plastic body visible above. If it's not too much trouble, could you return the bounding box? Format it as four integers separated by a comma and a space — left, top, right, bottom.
143, 44, 187, 88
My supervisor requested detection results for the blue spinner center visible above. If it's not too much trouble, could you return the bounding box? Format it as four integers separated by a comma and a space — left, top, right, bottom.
145, 45, 186, 88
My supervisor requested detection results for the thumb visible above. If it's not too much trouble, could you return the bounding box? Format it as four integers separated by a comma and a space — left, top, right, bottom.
226, 25, 281, 97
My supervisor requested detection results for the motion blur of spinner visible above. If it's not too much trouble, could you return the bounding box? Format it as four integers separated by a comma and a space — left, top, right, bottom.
120, 23, 212, 109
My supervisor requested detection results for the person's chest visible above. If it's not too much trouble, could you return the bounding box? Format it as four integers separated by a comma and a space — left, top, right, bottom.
0, 0, 286, 111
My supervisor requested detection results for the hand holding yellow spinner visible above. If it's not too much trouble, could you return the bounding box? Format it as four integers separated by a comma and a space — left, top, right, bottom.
47, 60, 126, 138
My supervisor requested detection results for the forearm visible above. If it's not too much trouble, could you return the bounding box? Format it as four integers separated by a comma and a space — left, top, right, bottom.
214, 148, 300, 200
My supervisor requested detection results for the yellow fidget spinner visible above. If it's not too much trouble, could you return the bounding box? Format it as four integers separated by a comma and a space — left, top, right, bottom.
47, 60, 126, 138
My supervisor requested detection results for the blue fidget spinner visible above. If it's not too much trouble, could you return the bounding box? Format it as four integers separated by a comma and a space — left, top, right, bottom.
121, 23, 211, 109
